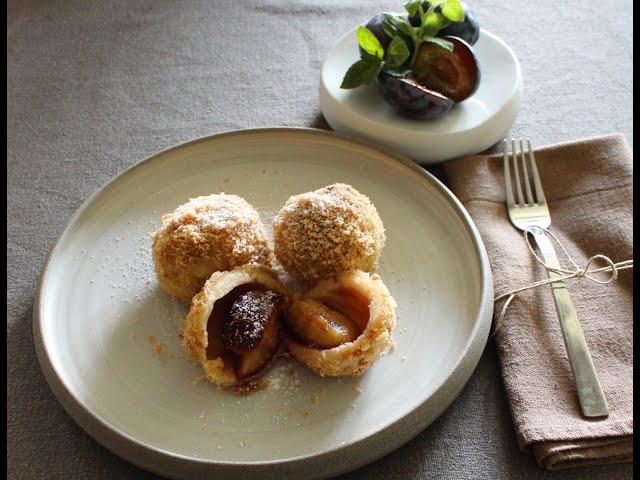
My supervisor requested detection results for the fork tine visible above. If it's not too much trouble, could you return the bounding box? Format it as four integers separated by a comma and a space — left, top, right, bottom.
527, 139, 546, 205
503, 140, 515, 208
511, 140, 524, 205
519, 139, 533, 205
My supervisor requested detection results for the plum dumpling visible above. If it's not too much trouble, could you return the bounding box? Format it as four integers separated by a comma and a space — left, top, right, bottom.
152, 194, 273, 304
284, 271, 396, 377
182, 264, 288, 387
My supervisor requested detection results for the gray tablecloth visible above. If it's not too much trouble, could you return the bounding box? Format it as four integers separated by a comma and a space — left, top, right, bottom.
7, 1, 632, 479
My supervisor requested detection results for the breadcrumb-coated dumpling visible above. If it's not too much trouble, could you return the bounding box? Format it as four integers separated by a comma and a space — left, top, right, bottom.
152, 194, 273, 303
272, 184, 385, 285
182, 264, 288, 387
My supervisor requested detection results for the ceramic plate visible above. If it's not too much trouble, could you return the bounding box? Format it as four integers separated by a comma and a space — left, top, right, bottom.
320, 29, 522, 164
34, 128, 493, 479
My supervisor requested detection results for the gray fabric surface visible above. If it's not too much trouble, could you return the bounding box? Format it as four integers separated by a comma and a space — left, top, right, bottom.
7, 0, 632, 479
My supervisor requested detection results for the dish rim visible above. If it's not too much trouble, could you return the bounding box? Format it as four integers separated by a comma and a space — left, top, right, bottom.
32, 127, 494, 478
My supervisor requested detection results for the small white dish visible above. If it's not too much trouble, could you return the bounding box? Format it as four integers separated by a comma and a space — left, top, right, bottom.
34, 128, 493, 479
320, 29, 522, 164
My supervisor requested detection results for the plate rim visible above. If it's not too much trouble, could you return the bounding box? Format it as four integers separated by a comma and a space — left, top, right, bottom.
33, 127, 494, 479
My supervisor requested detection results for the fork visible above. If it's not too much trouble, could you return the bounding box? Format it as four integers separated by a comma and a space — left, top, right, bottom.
503, 139, 609, 418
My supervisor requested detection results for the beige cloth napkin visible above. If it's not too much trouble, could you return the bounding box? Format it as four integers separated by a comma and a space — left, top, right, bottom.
442, 134, 633, 470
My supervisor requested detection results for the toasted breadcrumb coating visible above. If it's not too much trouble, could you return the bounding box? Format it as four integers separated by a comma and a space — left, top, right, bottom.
272, 184, 385, 285
152, 194, 273, 303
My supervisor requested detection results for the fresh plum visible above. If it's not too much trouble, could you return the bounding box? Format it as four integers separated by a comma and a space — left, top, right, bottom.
412, 36, 479, 102
376, 72, 454, 119
440, 4, 480, 45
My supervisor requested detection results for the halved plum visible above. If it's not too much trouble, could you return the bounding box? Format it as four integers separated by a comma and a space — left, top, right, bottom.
412, 36, 479, 102
287, 298, 362, 349
376, 72, 454, 119
206, 282, 285, 382
222, 288, 282, 353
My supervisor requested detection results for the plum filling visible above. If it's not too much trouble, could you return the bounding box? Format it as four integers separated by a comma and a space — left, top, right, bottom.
286, 288, 370, 350
206, 283, 284, 381
412, 37, 480, 103
223, 289, 282, 353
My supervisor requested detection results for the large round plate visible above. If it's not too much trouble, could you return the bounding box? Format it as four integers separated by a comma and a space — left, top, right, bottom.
320, 29, 522, 164
34, 128, 493, 479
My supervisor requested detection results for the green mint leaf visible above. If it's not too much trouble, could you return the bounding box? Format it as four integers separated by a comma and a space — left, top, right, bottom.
357, 26, 384, 59
423, 36, 454, 51
382, 23, 397, 38
381, 13, 399, 37
421, 11, 443, 37
340, 56, 383, 89
385, 35, 410, 68
382, 13, 414, 38
425, 0, 445, 15
403, 0, 422, 17
441, 0, 465, 22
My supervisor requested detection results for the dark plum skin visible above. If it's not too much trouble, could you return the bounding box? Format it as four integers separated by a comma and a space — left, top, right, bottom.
377, 72, 454, 119
412, 36, 480, 102
440, 6, 479, 45
409, 2, 480, 46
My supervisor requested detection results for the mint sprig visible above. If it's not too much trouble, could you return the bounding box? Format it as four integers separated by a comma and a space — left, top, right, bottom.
385, 35, 411, 68
381, 13, 414, 38
340, 0, 464, 90
421, 11, 443, 37
393, 1, 460, 65
341, 28, 412, 89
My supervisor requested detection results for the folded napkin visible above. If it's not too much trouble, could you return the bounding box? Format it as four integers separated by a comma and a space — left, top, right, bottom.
442, 134, 633, 470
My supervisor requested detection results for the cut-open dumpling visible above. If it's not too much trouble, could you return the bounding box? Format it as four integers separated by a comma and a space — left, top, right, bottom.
284, 271, 396, 377
182, 264, 288, 387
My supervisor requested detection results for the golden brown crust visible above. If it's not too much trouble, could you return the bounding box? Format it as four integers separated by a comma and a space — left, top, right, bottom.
152, 194, 273, 303
182, 264, 288, 387
285, 271, 396, 377
272, 184, 385, 285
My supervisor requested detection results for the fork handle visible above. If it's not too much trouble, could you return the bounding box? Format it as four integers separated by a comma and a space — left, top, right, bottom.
529, 227, 609, 418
